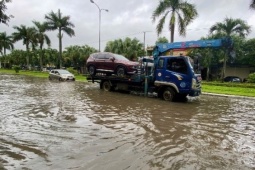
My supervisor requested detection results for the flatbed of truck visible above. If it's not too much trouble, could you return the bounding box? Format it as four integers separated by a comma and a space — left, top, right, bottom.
87, 73, 145, 83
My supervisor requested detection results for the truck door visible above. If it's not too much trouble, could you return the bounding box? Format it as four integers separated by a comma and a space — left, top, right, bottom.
155, 57, 192, 90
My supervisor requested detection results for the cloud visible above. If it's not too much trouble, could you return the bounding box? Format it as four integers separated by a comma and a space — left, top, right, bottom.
0, 0, 254, 52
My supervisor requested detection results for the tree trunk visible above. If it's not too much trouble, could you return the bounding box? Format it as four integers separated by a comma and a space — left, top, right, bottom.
40, 45, 43, 71
26, 43, 30, 69
170, 23, 175, 55
3, 48, 6, 68
206, 67, 210, 81
221, 53, 227, 81
58, 29, 62, 69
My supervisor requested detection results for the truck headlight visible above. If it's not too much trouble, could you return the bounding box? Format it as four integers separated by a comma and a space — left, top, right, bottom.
192, 78, 197, 89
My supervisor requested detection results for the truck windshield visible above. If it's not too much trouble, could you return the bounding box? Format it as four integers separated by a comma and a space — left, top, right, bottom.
167, 58, 188, 74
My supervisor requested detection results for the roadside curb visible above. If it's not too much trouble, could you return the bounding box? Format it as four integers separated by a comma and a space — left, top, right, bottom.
202, 92, 255, 100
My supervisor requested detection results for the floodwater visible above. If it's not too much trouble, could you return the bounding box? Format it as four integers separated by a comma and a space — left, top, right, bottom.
0, 75, 255, 170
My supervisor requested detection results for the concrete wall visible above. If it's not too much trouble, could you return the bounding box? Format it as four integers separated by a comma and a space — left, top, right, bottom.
225, 66, 255, 80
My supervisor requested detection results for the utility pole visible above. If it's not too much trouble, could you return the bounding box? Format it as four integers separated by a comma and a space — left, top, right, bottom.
143, 31, 152, 56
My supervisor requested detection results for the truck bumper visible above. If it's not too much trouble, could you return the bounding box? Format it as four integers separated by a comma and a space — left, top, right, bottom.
189, 89, 201, 97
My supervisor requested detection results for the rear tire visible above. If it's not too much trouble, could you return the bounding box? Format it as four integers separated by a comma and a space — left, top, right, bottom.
116, 66, 125, 77
102, 81, 112, 92
162, 87, 175, 101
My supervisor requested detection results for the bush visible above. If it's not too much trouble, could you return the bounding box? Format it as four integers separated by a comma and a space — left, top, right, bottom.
67, 67, 79, 76
247, 73, 255, 83
12, 65, 21, 73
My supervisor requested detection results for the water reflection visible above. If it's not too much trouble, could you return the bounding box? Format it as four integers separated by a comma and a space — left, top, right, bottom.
0, 74, 254, 170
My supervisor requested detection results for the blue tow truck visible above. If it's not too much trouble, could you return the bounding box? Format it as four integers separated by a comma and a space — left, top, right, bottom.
87, 38, 233, 101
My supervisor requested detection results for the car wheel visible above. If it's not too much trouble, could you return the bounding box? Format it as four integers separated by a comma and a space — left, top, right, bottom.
116, 66, 125, 77
162, 87, 175, 101
59, 77, 62, 81
102, 81, 112, 92
88, 66, 96, 76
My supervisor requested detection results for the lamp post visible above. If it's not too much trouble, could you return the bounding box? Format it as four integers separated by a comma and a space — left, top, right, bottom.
90, 0, 108, 52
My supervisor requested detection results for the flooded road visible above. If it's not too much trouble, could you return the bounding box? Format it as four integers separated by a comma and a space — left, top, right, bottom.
0, 74, 255, 170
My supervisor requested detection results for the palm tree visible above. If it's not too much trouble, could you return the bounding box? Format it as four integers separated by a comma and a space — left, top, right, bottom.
152, 0, 198, 43
0, 32, 14, 67
250, 0, 255, 9
0, 0, 13, 25
33, 21, 51, 70
45, 9, 75, 69
209, 17, 251, 80
12, 25, 37, 68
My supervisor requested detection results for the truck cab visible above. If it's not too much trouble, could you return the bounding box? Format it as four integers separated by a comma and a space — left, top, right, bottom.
154, 55, 201, 99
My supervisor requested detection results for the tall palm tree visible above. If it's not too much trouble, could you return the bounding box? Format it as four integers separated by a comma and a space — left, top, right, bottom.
33, 21, 51, 70
209, 17, 251, 79
250, 0, 255, 9
152, 0, 198, 43
0, 0, 13, 25
0, 32, 14, 67
12, 25, 37, 68
45, 9, 75, 69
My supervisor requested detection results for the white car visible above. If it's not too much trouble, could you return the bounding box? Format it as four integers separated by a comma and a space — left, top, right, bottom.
49, 69, 75, 81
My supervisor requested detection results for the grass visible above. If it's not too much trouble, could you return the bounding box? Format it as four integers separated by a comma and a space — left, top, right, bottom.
0, 68, 87, 82
202, 84, 255, 97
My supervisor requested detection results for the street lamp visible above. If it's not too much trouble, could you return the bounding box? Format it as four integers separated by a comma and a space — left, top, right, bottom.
90, 0, 109, 52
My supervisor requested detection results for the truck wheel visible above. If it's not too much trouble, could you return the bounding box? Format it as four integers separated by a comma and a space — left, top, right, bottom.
162, 87, 175, 101
102, 81, 112, 92
116, 66, 125, 77
88, 66, 96, 76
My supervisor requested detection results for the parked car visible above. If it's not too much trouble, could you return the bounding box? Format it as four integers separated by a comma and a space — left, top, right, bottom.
49, 69, 75, 81
223, 76, 242, 83
86, 52, 139, 77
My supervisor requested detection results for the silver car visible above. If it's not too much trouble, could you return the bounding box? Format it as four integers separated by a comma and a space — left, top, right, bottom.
49, 69, 75, 81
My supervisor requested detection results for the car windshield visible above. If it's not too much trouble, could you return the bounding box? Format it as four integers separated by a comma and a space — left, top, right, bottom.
57, 70, 71, 74
113, 54, 129, 61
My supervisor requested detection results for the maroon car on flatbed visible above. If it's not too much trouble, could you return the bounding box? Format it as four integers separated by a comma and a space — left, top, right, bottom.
86, 52, 139, 77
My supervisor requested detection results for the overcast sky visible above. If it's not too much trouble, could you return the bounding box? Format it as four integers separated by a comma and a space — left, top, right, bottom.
1, 0, 255, 52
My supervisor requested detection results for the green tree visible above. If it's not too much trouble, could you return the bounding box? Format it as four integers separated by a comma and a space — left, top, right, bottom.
242, 38, 255, 66
0, 32, 14, 67
152, 0, 198, 43
12, 25, 38, 68
45, 9, 75, 69
105, 37, 144, 60
0, 0, 13, 25
7, 49, 27, 67
156, 36, 169, 43
63, 45, 97, 72
209, 17, 251, 79
250, 0, 255, 9
33, 21, 51, 70
44, 48, 58, 68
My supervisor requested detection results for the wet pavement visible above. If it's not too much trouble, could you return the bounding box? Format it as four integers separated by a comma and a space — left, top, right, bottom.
0, 74, 255, 170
